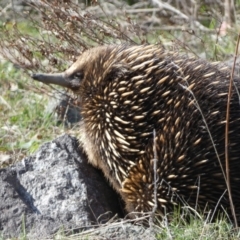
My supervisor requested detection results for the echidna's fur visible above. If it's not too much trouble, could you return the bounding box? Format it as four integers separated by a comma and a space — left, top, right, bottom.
32, 44, 240, 222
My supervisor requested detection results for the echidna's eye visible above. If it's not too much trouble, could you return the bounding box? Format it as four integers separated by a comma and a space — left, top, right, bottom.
68, 71, 83, 90
72, 72, 83, 80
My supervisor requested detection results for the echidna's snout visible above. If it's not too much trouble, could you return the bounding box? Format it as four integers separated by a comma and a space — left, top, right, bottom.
31, 72, 81, 90
31, 72, 69, 87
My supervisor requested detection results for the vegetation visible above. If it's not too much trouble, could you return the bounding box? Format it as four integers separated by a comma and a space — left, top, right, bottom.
1, 0, 240, 239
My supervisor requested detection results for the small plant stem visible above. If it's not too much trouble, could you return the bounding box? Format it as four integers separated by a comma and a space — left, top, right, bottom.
225, 32, 240, 228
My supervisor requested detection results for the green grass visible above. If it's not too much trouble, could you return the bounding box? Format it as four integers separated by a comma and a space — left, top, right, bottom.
0, 215, 239, 240
156, 221, 236, 240
36, 213, 239, 240
156, 214, 239, 240
0, 60, 64, 167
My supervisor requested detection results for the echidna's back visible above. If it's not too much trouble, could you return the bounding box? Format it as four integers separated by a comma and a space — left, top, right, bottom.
79, 45, 240, 222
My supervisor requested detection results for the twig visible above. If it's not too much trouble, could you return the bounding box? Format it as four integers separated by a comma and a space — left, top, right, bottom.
151, 0, 210, 31
209, 189, 227, 223
224, 32, 240, 228
174, 60, 227, 185
125, 8, 162, 13
0, 3, 11, 15
149, 129, 158, 230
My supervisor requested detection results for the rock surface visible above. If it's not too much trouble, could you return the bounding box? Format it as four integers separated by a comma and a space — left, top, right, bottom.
74, 222, 157, 240
0, 134, 123, 239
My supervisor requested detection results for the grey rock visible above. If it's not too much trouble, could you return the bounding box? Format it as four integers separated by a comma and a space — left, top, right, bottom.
0, 134, 122, 239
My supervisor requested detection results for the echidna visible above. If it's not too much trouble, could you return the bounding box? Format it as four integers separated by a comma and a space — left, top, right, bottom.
32, 44, 240, 222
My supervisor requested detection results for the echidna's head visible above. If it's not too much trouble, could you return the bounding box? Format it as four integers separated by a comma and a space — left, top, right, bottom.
31, 46, 110, 92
